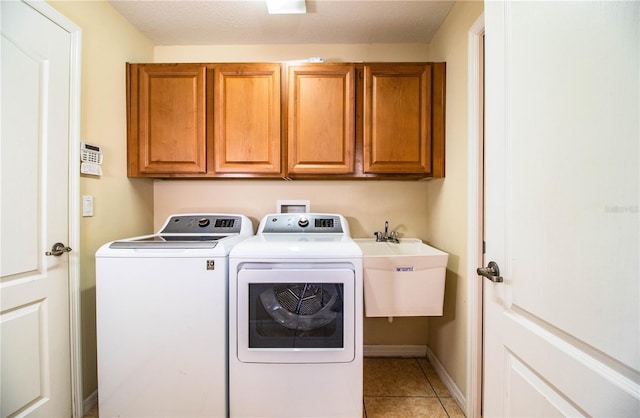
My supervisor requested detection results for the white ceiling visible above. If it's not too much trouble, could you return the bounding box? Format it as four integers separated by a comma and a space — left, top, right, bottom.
108, 0, 455, 46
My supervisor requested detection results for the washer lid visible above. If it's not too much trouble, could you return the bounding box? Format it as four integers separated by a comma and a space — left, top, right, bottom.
104, 213, 254, 251
109, 235, 221, 249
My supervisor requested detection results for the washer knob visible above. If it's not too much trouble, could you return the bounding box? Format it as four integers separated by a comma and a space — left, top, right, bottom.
198, 218, 210, 227
298, 217, 309, 227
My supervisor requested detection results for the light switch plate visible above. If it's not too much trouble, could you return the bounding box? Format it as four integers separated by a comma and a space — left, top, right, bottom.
82, 195, 94, 217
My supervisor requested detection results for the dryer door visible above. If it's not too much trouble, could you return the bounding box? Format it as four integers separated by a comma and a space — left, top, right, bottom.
237, 267, 355, 363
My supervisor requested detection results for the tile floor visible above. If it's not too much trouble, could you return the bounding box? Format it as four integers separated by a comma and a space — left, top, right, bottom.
84, 357, 464, 418
84, 404, 98, 418
363, 357, 464, 418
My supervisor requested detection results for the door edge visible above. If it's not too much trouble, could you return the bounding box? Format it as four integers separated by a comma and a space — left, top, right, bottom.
466, 12, 485, 418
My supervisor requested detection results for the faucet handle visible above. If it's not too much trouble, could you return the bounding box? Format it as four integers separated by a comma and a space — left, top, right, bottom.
374, 231, 383, 242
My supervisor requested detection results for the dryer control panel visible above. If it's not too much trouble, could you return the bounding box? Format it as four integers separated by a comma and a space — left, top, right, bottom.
259, 214, 347, 234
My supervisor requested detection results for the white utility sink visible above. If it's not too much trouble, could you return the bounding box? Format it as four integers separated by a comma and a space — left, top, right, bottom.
354, 238, 449, 318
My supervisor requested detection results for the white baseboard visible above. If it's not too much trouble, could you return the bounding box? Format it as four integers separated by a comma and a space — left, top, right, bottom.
83, 389, 98, 415
425, 346, 466, 412
363, 344, 427, 357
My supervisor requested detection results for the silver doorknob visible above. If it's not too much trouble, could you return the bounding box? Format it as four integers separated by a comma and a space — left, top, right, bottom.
45, 242, 72, 256
477, 261, 503, 283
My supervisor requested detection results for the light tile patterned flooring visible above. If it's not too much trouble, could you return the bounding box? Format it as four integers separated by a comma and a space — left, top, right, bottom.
363, 357, 465, 418
85, 357, 464, 418
84, 405, 98, 418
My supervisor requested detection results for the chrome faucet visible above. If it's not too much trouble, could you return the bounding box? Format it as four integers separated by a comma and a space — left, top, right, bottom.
374, 221, 399, 243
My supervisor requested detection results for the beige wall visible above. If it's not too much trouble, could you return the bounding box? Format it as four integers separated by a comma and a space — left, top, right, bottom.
48, 0, 154, 398
425, 0, 484, 398
154, 181, 431, 238
154, 43, 430, 63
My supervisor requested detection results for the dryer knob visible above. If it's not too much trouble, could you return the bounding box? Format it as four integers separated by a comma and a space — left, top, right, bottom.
198, 218, 210, 227
298, 217, 309, 227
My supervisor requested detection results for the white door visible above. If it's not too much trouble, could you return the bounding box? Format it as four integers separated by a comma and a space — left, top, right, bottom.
483, 2, 639, 417
1, 1, 79, 417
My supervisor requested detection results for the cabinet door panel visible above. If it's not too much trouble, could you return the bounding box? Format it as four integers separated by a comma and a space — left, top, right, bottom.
214, 64, 281, 174
127, 61, 444, 179
363, 64, 432, 174
288, 65, 355, 174
133, 64, 206, 174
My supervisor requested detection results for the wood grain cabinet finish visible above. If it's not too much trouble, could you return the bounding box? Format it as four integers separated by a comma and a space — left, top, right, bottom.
363, 63, 445, 177
287, 64, 355, 174
127, 62, 444, 179
127, 63, 206, 175
127, 62, 282, 177
212, 63, 281, 174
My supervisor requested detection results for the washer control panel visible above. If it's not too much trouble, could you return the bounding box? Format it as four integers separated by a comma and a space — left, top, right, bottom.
160, 214, 244, 234
260, 214, 345, 234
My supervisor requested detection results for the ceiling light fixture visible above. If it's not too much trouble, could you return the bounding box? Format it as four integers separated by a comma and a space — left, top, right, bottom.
266, 0, 306, 14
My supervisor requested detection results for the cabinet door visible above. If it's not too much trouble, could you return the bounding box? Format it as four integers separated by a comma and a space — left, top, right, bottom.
287, 64, 355, 174
128, 63, 207, 175
363, 64, 433, 174
213, 63, 281, 174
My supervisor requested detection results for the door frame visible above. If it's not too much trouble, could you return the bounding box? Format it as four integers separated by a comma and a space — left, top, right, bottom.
466, 12, 485, 418
23, 1, 83, 416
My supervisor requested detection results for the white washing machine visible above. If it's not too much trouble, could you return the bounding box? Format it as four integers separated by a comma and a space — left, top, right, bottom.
228, 213, 363, 418
96, 213, 253, 418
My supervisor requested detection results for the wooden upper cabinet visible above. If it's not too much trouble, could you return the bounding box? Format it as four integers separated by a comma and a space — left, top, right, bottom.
363, 63, 446, 177
212, 63, 282, 174
127, 63, 207, 175
126, 61, 445, 179
287, 64, 355, 174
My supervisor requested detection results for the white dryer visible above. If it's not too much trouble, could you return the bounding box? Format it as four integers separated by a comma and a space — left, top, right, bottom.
96, 213, 253, 418
228, 213, 363, 418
